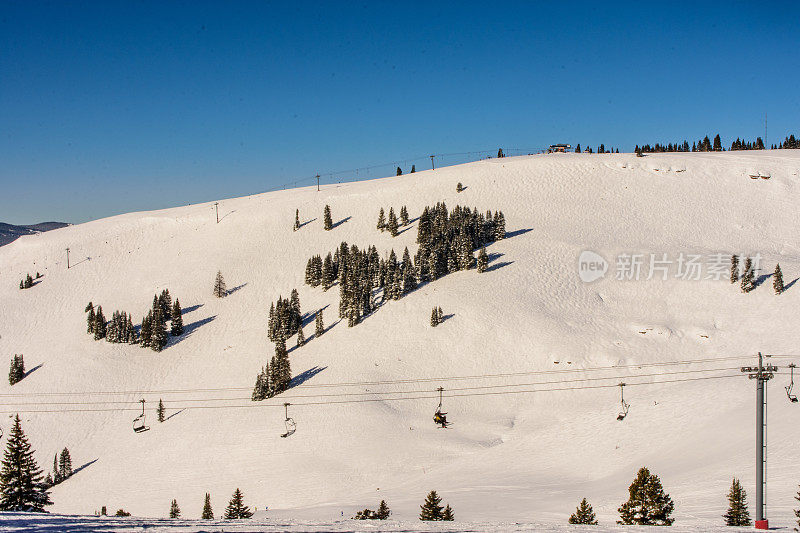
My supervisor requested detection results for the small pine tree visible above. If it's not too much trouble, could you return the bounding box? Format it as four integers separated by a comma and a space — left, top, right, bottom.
396, 166, 402, 176
377, 208, 386, 232
8, 355, 24, 385
53, 454, 60, 484
150, 307, 167, 352
442, 504, 454, 521
430, 307, 439, 327
324, 205, 333, 231
224, 488, 253, 519
169, 499, 181, 518
730, 254, 739, 283
617, 467, 674, 525
773, 264, 784, 294
157, 399, 165, 422
0, 415, 52, 512
400, 206, 409, 226
569, 497, 598, 525
419, 490, 444, 521
376, 499, 391, 520
438, 306, 443, 323
410, 164, 415, 173
456, 182, 463, 193
477, 247, 488, 273
296, 325, 305, 347
294, 208, 300, 231
741, 257, 755, 293
202, 492, 214, 519
315, 310, 324, 337
723, 478, 751, 526
213, 271, 227, 298
171, 299, 184, 335
388, 208, 398, 237
58, 448, 72, 480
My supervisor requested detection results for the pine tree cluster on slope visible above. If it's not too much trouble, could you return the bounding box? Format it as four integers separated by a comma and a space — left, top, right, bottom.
617, 467, 674, 525
8, 354, 25, 385
18, 273, 34, 290
354, 499, 391, 520
48, 447, 74, 487
267, 289, 302, 342
86, 289, 183, 349
0, 415, 52, 512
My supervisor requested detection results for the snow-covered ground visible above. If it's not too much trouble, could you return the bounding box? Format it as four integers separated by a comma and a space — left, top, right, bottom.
2, 151, 800, 529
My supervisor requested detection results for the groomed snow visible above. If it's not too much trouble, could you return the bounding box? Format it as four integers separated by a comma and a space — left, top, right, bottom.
1, 151, 800, 529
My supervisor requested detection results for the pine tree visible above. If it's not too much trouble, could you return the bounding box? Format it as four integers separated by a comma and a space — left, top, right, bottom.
171, 299, 183, 335
714, 134, 722, 151
730, 254, 739, 283
296, 325, 305, 347
723, 478, 751, 526
202, 492, 214, 519
140, 312, 152, 348
430, 307, 439, 327
151, 306, 167, 352
251, 365, 270, 401
53, 454, 60, 484
400, 206, 409, 226
213, 271, 227, 298
157, 399, 165, 422
93, 306, 106, 340
617, 467, 674, 525
0, 415, 52, 512
794, 484, 800, 529
314, 310, 325, 338
396, 166, 402, 176
8, 355, 24, 386
442, 504, 454, 521
388, 208, 399, 237
169, 498, 181, 518
376, 499, 391, 520
377, 208, 386, 232
58, 448, 72, 480
773, 264, 784, 294
294, 208, 300, 231
438, 306, 443, 323
495, 211, 506, 240
741, 257, 755, 293
569, 497, 598, 524
410, 164, 415, 173
324, 205, 333, 231
86, 303, 95, 334
419, 490, 444, 521
456, 182, 463, 193
477, 247, 488, 273
224, 488, 252, 519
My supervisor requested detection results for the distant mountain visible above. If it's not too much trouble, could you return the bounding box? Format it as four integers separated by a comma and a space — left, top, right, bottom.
0, 221, 70, 247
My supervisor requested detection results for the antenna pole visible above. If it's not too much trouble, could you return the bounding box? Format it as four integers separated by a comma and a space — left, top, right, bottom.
214, 202, 219, 224
316, 174, 320, 192
430, 155, 435, 170
66, 248, 70, 269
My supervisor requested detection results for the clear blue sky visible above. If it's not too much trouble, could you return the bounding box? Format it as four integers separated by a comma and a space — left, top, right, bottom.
1, 1, 798, 224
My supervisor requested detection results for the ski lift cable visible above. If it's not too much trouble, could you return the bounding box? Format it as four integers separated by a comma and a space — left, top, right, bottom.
0, 366, 744, 407
0, 373, 742, 415
0, 355, 771, 399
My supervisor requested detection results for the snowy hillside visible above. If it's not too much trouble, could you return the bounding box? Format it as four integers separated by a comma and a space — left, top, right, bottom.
2, 151, 800, 528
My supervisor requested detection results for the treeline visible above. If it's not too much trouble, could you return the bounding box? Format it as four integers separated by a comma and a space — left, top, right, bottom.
574, 144, 619, 154
636, 132, 799, 153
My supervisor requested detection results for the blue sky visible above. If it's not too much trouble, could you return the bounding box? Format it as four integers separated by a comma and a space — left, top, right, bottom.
1, 1, 798, 224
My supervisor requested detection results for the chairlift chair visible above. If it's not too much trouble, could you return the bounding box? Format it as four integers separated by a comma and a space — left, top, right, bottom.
132, 399, 150, 433
786, 364, 799, 403
433, 387, 450, 428
281, 403, 297, 438
616, 383, 630, 421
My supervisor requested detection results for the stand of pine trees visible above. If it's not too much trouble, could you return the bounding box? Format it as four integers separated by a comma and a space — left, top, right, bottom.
8, 354, 25, 385
18, 274, 34, 290
419, 490, 453, 521
0, 415, 52, 512
353, 500, 391, 520
569, 497, 598, 525
85, 290, 183, 349
617, 467, 674, 526
267, 290, 303, 342
723, 478, 751, 526
224, 488, 253, 519
47, 447, 74, 487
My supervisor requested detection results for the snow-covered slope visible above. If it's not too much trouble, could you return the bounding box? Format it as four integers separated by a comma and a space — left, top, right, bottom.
2, 151, 800, 527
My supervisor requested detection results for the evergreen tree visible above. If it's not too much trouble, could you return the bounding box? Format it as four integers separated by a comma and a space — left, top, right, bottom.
150, 307, 167, 352
224, 488, 252, 519
388, 208, 399, 236
315, 310, 324, 337
251, 365, 270, 401
794, 484, 800, 529
171, 299, 183, 335
713, 134, 722, 151
53, 454, 60, 484
430, 307, 439, 327
58, 448, 72, 480
495, 211, 506, 240
157, 399, 165, 422
324, 205, 333, 231
741, 257, 755, 293
93, 306, 106, 340
86, 303, 96, 334
575, 144, 581, 153
723, 478, 751, 526
617, 467, 674, 525
456, 182, 463, 193
438, 306, 443, 323
396, 166, 402, 176
410, 164, 415, 173
140, 312, 153, 348
8, 355, 24, 385
400, 206, 409, 226
169, 499, 181, 518
569, 497, 598, 525
159, 289, 172, 318
0, 415, 52, 512
44, 473, 52, 488
213, 271, 227, 298
730, 254, 739, 283
376, 499, 391, 520
202, 492, 214, 519
24, 274, 33, 289
773, 264, 784, 294
377, 208, 386, 232
477, 247, 488, 273
294, 208, 300, 231
442, 504, 454, 521
296, 325, 305, 347
419, 490, 444, 521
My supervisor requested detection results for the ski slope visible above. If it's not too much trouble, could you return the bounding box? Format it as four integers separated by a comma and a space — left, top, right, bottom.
2, 151, 800, 528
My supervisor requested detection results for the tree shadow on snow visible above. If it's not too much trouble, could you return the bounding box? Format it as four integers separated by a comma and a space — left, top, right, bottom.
71, 458, 99, 477
181, 303, 203, 314
170, 315, 216, 346
227, 282, 247, 295
331, 216, 351, 229
298, 217, 317, 229
754, 272, 773, 289
784, 277, 799, 292
288, 366, 327, 389
396, 225, 415, 236
439, 313, 455, 323
24, 363, 43, 379
301, 305, 329, 328
505, 228, 533, 239
165, 409, 186, 422
487, 261, 514, 272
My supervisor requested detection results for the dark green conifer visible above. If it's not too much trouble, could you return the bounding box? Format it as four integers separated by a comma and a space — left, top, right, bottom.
419, 490, 444, 521
171, 299, 183, 335
315, 310, 324, 337
224, 488, 252, 519
723, 478, 751, 526
202, 492, 214, 519
323, 205, 333, 231
377, 208, 386, 232
0, 415, 52, 512
617, 467, 674, 525
294, 208, 300, 231
376, 499, 391, 520
730, 255, 739, 283
169, 499, 181, 518
477, 247, 488, 273
157, 399, 165, 422
442, 504, 454, 521
569, 497, 598, 525
773, 264, 784, 294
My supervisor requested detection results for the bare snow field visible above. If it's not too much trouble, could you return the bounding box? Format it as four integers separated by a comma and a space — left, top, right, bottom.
1, 151, 800, 529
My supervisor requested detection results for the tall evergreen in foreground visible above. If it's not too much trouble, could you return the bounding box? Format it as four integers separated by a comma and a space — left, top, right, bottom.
617, 467, 674, 525
0, 415, 52, 512
224, 488, 252, 519
169, 499, 181, 518
213, 271, 227, 298
723, 478, 750, 526
323, 205, 333, 231
419, 490, 444, 521
202, 492, 214, 519
773, 264, 784, 294
569, 497, 598, 525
